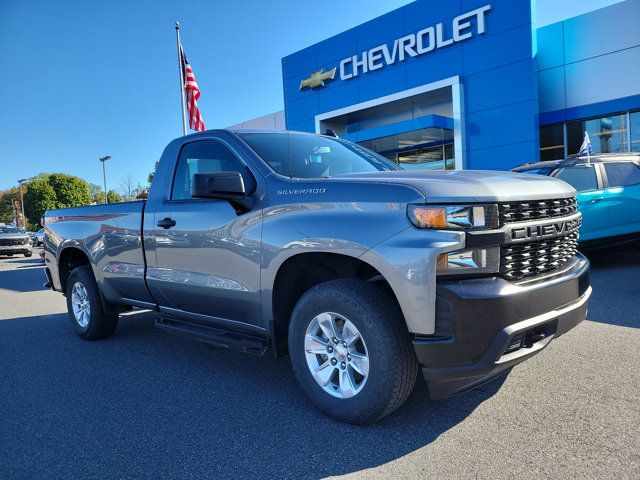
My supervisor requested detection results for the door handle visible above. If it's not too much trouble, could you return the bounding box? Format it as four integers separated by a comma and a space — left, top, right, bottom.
157, 217, 176, 229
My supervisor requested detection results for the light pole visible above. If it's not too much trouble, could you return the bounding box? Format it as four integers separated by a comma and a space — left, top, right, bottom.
99, 156, 111, 204
17, 178, 27, 228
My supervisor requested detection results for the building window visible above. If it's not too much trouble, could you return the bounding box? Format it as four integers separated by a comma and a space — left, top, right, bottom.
357, 127, 454, 170
630, 110, 640, 152
566, 114, 628, 156
540, 124, 565, 161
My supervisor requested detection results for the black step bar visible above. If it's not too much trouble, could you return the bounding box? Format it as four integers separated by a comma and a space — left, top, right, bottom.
155, 317, 269, 356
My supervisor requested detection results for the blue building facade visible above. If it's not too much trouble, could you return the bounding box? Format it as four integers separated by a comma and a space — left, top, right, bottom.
274, 0, 640, 171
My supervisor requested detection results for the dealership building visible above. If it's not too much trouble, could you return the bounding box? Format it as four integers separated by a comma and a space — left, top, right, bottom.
231, 0, 640, 171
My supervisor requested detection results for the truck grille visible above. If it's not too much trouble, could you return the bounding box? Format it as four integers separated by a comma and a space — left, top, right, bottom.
498, 197, 578, 224
0, 238, 27, 246
500, 232, 579, 280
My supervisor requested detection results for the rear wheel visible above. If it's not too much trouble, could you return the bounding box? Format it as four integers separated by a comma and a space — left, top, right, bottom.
288, 279, 418, 424
24, 252, 32, 257
66, 266, 118, 340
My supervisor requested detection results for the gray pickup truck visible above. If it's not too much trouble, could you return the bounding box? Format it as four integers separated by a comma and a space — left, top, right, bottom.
44, 130, 591, 423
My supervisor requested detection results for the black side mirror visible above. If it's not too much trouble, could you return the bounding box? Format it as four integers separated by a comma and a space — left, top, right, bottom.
191, 172, 246, 199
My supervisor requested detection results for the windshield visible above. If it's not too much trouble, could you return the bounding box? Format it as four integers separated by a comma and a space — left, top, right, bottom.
238, 132, 400, 178
0, 226, 21, 234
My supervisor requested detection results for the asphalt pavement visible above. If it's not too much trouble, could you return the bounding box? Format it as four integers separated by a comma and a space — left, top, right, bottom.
0, 249, 639, 479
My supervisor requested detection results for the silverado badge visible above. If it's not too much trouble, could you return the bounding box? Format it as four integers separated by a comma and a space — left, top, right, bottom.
299, 67, 337, 90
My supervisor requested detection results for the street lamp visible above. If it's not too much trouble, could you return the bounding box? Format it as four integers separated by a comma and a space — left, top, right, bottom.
99, 156, 111, 204
17, 178, 27, 228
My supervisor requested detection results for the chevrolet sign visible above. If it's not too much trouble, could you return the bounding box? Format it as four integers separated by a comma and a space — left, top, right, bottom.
298, 5, 491, 90
340, 5, 491, 80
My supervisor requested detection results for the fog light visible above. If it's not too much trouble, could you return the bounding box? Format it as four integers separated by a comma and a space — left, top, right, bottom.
436, 247, 500, 276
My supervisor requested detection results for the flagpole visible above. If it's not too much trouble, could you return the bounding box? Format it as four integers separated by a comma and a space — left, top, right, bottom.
175, 21, 188, 136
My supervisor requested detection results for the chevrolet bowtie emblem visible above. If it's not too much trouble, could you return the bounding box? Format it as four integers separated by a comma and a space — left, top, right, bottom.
299, 67, 337, 90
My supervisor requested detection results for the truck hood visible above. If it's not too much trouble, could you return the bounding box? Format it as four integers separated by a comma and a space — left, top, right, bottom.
332, 170, 576, 203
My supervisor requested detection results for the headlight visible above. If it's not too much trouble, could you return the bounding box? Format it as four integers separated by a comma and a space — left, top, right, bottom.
408, 204, 498, 230
436, 247, 500, 276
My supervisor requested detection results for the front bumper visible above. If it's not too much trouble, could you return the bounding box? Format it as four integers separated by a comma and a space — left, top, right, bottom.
0, 244, 32, 255
415, 253, 591, 399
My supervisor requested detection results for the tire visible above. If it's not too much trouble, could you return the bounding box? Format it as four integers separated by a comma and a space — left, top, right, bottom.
288, 279, 418, 424
66, 265, 118, 340
24, 252, 32, 257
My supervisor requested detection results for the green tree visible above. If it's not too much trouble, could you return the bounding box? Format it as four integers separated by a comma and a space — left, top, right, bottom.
47, 173, 92, 207
95, 190, 122, 204
22, 173, 93, 225
148, 160, 159, 185
24, 178, 57, 226
0, 187, 20, 225
88, 183, 103, 203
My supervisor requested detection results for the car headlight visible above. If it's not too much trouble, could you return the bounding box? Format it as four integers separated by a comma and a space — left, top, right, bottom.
436, 247, 500, 276
407, 204, 498, 230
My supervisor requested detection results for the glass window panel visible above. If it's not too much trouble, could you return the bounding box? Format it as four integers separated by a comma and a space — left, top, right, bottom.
540, 124, 565, 161
444, 143, 455, 170
631, 111, 640, 153
398, 146, 445, 170
356, 127, 454, 170
374, 135, 397, 153
555, 166, 599, 192
566, 114, 628, 156
172, 141, 247, 200
603, 162, 640, 188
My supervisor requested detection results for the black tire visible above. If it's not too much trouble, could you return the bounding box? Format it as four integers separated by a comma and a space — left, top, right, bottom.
288, 279, 418, 424
66, 265, 118, 340
24, 252, 32, 257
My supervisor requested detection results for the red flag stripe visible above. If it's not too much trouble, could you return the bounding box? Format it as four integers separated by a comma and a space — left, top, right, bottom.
180, 43, 206, 132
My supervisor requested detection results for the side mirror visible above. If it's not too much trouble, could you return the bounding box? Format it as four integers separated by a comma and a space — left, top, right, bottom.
191, 172, 246, 199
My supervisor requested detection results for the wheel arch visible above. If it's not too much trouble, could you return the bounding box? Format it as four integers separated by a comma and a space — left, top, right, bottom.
57, 245, 93, 293
269, 252, 404, 356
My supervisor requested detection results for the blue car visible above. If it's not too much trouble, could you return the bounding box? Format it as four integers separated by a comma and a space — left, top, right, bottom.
513, 154, 640, 248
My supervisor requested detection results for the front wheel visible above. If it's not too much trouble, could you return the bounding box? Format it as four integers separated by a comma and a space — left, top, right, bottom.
24, 252, 32, 257
288, 279, 418, 424
66, 266, 118, 340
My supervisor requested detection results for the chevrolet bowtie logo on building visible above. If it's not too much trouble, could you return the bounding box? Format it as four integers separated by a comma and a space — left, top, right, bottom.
299, 67, 337, 90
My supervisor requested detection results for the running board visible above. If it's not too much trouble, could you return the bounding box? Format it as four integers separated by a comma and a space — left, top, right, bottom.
155, 317, 269, 356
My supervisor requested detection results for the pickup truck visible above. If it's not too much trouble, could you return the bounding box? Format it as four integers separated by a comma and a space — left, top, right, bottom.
44, 130, 591, 424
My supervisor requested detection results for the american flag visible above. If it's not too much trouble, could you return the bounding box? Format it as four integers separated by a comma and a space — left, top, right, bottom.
179, 43, 206, 131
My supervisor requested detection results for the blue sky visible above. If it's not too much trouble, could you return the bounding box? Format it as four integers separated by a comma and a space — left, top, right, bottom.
0, 0, 624, 191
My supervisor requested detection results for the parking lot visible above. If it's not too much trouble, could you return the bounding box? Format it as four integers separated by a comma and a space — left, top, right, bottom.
1, 249, 639, 479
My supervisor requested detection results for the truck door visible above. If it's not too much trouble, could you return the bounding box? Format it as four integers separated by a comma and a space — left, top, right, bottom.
554, 164, 608, 242
147, 138, 264, 329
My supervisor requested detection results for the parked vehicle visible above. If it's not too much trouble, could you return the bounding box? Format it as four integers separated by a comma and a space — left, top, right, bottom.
35, 228, 45, 246
513, 153, 640, 248
43, 130, 591, 423
0, 225, 33, 257
25, 231, 38, 245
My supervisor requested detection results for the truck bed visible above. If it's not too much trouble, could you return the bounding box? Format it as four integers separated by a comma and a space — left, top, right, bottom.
45, 201, 154, 306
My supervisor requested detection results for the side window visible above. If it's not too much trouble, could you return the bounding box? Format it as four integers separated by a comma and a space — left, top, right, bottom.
555, 166, 598, 192
171, 140, 249, 200
603, 162, 640, 188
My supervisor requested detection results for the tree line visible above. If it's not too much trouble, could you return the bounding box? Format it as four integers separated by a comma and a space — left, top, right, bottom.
0, 172, 150, 230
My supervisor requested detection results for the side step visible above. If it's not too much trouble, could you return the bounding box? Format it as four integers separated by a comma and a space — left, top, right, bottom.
155, 317, 269, 356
